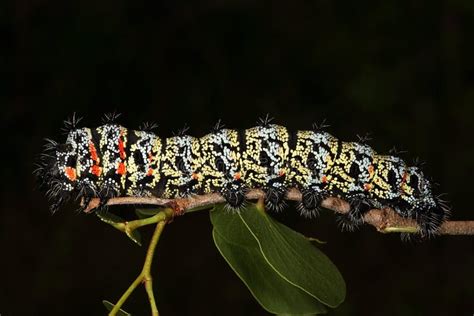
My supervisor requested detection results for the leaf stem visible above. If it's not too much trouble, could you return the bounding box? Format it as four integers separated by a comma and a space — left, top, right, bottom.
108, 211, 170, 316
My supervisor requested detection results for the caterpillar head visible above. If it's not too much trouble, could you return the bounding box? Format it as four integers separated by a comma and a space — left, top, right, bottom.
403, 166, 448, 236
35, 138, 78, 213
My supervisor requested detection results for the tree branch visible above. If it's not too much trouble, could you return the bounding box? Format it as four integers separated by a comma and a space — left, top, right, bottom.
84, 188, 474, 235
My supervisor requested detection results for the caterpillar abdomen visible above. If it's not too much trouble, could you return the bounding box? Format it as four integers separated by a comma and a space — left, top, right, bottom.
35, 116, 449, 238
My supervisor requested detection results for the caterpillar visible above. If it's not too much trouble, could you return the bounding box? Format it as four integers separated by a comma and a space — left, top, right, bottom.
35, 114, 450, 238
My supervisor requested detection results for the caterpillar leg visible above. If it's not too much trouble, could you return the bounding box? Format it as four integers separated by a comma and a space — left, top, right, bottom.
264, 185, 287, 212
78, 195, 92, 212
335, 195, 371, 232
75, 181, 98, 212
415, 206, 446, 238
221, 180, 248, 209
98, 196, 111, 209
98, 184, 119, 208
297, 188, 325, 218
399, 206, 446, 242
335, 213, 361, 232
346, 195, 371, 223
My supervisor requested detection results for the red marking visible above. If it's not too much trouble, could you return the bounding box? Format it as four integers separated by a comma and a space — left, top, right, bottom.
117, 162, 126, 175
321, 175, 328, 183
89, 141, 102, 177
118, 137, 126, 160
148, 152, 153, 163
147, 168, 154, 176
368, 165, 375, 177
363, 183, 372, 191
400, 171, 408, 192
234, 172, 241, 180
89, 142, 99, 163
64, 167, 76, 181
278, 169, 286, 177
191, 172, 199, 180
91, 165, 102, 177
401, 171, 408, 184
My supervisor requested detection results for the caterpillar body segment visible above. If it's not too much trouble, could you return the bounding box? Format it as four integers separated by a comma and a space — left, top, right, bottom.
36, 119, 449, 237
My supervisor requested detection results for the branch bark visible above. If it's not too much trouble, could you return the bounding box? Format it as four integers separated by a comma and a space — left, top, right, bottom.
84, 188, 474, 235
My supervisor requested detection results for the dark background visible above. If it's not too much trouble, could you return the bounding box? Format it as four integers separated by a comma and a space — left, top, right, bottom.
1, 1, 473, 315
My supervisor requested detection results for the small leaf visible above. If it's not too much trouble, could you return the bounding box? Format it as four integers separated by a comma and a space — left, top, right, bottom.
96, 210, 142, 246
102, 300, 132, 316
96, 209, 125, 225
211, 204, 346, 310
126, 228, 142, 246
135, 208, 161, 219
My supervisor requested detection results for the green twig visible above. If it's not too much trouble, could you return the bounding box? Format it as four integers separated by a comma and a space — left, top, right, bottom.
142, 220, 166, 316
109, 210, 171, 316
109, 274, 143, 315
100, 208, 173, 235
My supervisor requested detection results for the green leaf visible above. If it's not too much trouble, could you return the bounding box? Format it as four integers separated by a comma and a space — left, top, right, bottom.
125, 228, 142, 246
213, 229, 327, 315
211, 203, 346, 310
96, 209, 126, 225
102, 300, 132, 316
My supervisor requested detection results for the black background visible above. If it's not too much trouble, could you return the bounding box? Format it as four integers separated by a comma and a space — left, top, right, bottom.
1, 1, 473, 315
